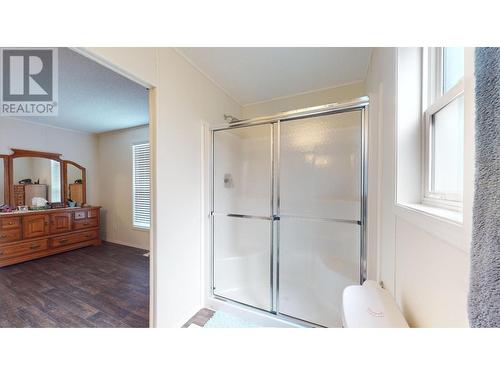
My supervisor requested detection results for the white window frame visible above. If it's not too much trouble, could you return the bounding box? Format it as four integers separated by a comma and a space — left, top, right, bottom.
132, 142, 151, 230
421, 47, 464, 211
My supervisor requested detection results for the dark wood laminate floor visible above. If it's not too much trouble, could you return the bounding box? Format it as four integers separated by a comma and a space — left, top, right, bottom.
0, 242, 149, 328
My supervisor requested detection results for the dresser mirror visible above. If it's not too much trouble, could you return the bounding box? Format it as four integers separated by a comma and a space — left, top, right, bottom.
0, 149, 87, 209
12, 156, 62, 206
64, 161, 86, 206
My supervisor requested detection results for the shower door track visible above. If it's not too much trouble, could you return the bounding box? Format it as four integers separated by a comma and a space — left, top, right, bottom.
209, 96, 369, 327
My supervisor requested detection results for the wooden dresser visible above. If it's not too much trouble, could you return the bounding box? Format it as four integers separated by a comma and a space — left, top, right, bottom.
0, 206, 101, 267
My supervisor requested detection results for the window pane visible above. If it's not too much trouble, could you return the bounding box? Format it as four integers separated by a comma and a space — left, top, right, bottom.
443, 47, 464, 92
432, 95, 464, 196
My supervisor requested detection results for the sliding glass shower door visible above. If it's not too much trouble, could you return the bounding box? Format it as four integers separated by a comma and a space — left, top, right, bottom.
211, 104, 366, 326
212, 124, 273, 311
278, 110, 362, 327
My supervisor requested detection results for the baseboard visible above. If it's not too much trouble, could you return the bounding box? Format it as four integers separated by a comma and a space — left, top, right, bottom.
103, 239, 149, 251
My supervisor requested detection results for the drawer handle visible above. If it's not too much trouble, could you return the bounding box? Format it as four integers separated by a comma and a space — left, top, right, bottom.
83, 223, 89, 226
30, 243, 41, 250
7, 222, 14, 225
0, 234, 6, 239
59, 239, 69, 244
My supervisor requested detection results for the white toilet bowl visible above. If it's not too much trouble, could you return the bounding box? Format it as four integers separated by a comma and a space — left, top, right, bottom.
342, 280, 409, 328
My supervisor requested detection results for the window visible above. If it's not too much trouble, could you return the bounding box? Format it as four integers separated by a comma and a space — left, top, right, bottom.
423, 47, 464, 209
132, 143, 151, 229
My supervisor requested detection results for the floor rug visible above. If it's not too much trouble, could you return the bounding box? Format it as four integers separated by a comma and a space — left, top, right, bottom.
203, 311, 260, 328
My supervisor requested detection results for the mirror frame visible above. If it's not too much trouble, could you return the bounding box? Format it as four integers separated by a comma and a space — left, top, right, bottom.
2, 149, 86, 207
0, 154, 10, 205
63, 160, 87, 206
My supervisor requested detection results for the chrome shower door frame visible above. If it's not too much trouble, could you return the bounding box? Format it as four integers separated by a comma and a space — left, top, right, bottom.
209, 96, 369, 326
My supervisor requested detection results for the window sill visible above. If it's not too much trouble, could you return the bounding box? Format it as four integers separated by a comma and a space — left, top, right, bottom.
401, 202, 463, 224
394, 202, 468, 252
132, 226, 150, 232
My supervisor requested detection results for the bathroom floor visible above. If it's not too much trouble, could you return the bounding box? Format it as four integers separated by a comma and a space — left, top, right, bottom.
182, 308, 215, 327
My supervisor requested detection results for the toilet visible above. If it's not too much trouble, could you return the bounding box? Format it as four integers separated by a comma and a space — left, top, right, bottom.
342, 280, 409, 328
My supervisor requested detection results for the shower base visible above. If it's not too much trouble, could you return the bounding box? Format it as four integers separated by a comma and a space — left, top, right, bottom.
215, 282, 343, 327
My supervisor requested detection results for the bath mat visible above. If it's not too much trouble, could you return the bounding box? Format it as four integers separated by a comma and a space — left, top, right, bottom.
203, 311, 260, 328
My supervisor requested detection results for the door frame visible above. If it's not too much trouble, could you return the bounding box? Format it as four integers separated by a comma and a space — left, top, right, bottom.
72, 48, 158, 328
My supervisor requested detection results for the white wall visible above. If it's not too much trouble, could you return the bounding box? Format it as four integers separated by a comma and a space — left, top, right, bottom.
83, 47, 241, 327
241, 81, 365, 118
97, 125, 150, 250
0, 117, 100, 204
83, 47, 474, 328
366, 47, 473, 327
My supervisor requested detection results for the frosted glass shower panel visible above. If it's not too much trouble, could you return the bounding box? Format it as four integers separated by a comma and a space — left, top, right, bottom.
213, 215, 272, 311
279, 217, 360, 327
280, 111, 362, 221
213, 125, 272, 217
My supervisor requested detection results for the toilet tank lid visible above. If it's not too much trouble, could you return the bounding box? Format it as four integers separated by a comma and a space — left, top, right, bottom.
343, 280, 409, 328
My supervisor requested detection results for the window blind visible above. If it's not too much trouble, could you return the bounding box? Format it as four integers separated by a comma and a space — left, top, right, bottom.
132, 143, 151, 229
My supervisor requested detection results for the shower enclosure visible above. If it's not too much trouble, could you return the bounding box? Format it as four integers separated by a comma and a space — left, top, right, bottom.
210, 97, 368, 327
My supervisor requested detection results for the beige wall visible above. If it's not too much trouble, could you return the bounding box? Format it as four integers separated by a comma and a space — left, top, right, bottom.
97, 125, 150, 250
0, 117, 100, 204
366, 47, 473, 327
83, 47, 241, 327
241, 81, 365, 118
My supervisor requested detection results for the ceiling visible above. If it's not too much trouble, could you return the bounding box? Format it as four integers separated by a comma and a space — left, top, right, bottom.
177, 47, 372, 105
20, 48, 149, 134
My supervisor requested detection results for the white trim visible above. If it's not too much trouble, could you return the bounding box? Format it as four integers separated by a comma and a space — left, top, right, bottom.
97, 124, 150, 136
71, 47, 153, 89
242, 79, 365, 107
394, 204, 467, 252
422, 47, 465, 211
103, 239, 149, 251
200, 120, 210, 309
1, 115, 95, 135
132, 225, 150, 232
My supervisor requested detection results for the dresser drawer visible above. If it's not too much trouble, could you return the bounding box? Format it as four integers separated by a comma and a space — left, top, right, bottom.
87, 209, 99, 219
74, 210, 86, 220
0, 229, 22, 244
0, 217, 21, 230
50, 230, 98, 248
0, 239, 48, 258
73, 218, 98, 230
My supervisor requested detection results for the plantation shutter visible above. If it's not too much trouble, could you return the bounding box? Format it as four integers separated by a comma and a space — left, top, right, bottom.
132, 143, 151, 229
